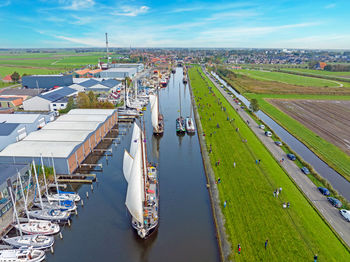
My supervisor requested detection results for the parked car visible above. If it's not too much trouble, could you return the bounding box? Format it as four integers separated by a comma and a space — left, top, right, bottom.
259, 124, 265, 129
265, 131, 272, 137
274, 141, 282, 146
339, 209, 350, 222
327, 197, 342, 208
287, 153, 296, 161
301, 166, 310, 175
318, 187, 330, 196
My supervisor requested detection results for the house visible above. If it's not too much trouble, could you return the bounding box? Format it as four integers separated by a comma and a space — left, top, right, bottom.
0, 96, 24, 108
2, 75, 15, 83
23, 86, 77, 111
87, 69, 102, 78
315, 62, 327, 70
74, 69, 90, 78
22, 75, 73, 89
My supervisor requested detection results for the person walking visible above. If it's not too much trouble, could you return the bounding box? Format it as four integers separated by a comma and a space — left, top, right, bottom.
287, 202, 290, 208
314, 254, 318, 262
258, 159, 261, 164
265, 239, 268, 250
224, 201, 227, 208
233, 162, 236, 168
256, 159, 258, 164
238, 244, 241, 254
276, 190, 279, 198
273, 191, 276, 197
279, 187, 282, 193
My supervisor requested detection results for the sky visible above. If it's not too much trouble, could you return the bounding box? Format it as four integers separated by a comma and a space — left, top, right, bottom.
0, 0, 349, 49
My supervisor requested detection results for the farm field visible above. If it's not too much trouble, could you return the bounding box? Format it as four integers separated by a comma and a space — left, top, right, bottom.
220, 71, 350, 95
269, 99, 350, 156
283, 68, 350, 78
189, 66, 350, 261
246, 93, 350, 181
234, 69, 350, 87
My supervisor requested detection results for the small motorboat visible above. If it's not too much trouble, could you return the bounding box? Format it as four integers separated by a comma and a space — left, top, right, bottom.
185, 117, 196, 134
0, 248, 45, 262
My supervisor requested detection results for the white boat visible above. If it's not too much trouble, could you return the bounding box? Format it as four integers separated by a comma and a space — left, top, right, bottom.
149, 92, 164, 135
3, 187, 54, 250
0, 248, 45, 262
46, 193, 80, 203
33, 199, 77, 212
185, 117, 196, 134
27, 209, 71, 224
13, 219, 60, 236
124, 122, 159, 238
2, 235, 54, 250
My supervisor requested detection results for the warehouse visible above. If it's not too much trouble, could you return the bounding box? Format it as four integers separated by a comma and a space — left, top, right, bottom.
22, 75, 73, 89
23, 86, 77, 111
0, 123, 27, 151
0, 109, 118, 174
0, 113, 53, 133
109, 63, 144, 72
100, 68, 137, 79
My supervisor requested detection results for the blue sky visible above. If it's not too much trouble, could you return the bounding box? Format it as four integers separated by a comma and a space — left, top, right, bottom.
0, 0, 349, 49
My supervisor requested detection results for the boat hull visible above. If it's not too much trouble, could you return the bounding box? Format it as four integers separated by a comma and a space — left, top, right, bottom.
2, 235, 54, 250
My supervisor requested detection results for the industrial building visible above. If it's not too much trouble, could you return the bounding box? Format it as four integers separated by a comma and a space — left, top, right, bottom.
22, 75, 73, 89
100, 68, 137, 79
0, 113, 53, 151
0, 109, 118, 174
23, 86, 77, 111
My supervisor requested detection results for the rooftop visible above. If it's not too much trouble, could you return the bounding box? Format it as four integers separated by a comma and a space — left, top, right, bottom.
0, 114, 42, 124
42, 121, 101, 131
24, 129, 93, 142
0, 163, 29, 185
78, 79, 100, 88
0, 123, 20, 136
68, 109, 116, 116
56, 114, 108, 122
39, 86, 76, 102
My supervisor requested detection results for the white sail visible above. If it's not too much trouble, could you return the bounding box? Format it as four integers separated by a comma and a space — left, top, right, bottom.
125, 145, 144, 224
150, 94, 158, 130
130, 122, 141, 157
123, 150, 134, 183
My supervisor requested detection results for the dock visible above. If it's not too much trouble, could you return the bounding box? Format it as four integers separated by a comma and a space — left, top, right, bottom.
57, 173, 96, 183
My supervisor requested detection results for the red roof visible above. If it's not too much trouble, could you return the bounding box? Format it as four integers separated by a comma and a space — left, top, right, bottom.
2, 75, 13, 81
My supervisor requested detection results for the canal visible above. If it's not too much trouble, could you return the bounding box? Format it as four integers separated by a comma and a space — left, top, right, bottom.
46, 67, 220, 262
211, 72, 350, 201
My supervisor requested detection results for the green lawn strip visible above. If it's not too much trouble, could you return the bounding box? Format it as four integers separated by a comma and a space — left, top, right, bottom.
234, 69, 344, 87
246, 93, 350, 183
189, 66, 350, 261
283, 68, 350, 77
0, 66, 66, 77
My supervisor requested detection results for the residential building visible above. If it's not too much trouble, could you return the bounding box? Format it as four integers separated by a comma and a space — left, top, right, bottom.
0, 96, 23, 109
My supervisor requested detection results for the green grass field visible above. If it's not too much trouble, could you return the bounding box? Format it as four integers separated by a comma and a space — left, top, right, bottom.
245, 93, 350, 182
283, 68, 350, 77
235, 69, 348, 87
189, 66, 350, 261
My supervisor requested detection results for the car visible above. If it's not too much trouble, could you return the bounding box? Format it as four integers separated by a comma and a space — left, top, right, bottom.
301, 166, 310, 175
287, 153, 296, 161
274, 141, 282, 146
339, 209, 350, 222
265, 131, 272, 137
318, 187, 330, 196
327, 197, 342, 208
259, 124, 265, 129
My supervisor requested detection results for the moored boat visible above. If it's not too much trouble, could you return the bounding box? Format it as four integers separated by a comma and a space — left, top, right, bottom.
123, 122, 159, 238
0, 248, 45, 262
2, 235, 54, 250
185, 117, 196, 134
149, 91, 164, 135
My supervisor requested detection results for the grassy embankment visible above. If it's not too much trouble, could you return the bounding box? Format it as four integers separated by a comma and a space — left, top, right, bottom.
189, 66, 350, 261
281, 68, 350, 77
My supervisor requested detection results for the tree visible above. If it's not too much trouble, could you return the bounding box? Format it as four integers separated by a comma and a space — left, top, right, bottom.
11, 72, 20, 83
249, 98, 259, 112
77, 92, 90, 108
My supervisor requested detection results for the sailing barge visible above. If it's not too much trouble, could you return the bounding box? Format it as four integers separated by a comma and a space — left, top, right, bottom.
123, 122, 159, 238
150, 91, 164, 135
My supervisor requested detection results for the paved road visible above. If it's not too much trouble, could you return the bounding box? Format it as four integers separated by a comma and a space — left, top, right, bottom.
204, 69, 350, 248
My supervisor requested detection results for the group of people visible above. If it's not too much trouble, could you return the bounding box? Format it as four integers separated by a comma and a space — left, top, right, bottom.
273, 187, 282, 198
237, 239, 269, 255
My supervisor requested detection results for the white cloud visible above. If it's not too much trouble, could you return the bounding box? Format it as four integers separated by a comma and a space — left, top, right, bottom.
325, 3, 336, 9
170, 2, 255, 13
61, 0, 95, 10
0, 0, 11, 8
113, 6, 150, 17
54, 35, 105, 46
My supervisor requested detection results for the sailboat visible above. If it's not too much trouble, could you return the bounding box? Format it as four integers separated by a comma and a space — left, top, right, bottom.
123, 122, 159, 238
176, 84, 186, 134
27, 161, 71, 224
2, 187, 55, 250
12, 172, 60, 236
45, 157, 80, 203
149, 90, 164, 135
0, 248, 46, 262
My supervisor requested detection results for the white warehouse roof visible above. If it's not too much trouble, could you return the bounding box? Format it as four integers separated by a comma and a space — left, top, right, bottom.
24, 129, 93, 142
42, 121, 101, 131
56, 114, 108, 122
0, 141, 81, 158
68, 109, 115, 116
0, 114, 43, 123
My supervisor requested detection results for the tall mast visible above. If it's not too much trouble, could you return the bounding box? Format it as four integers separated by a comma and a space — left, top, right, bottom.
9, 186, 22, 237
17, 171, 29, 219
140, 119, 147, 203
32, 160, 44, 209
105, 33, 109, 67
51, 155, 60, 195
40, 155, 49, 197
179, 83, 181, 117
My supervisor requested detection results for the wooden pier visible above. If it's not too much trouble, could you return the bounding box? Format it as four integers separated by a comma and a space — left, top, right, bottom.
57, 174, 96, 183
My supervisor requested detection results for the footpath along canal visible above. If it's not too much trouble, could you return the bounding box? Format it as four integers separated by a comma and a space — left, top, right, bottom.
45, 67, 220, 262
